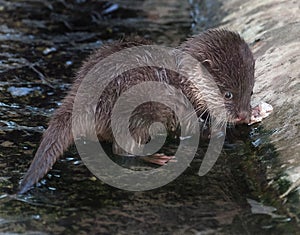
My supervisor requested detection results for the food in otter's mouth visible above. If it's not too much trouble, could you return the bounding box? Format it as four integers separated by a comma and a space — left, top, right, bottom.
249, 101, 273, 125
18, 29, 256, 194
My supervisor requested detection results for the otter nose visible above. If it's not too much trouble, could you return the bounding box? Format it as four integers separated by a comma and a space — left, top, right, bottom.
236, 111, 250, 124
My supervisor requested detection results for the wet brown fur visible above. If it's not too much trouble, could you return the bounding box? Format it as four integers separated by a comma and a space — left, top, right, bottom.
19, 29, 255, 194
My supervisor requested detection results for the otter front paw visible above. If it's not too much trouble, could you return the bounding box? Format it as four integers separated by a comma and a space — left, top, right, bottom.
141, 154, 176, 166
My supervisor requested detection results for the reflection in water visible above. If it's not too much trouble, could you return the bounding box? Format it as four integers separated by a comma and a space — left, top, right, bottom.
0, 0, 299, 234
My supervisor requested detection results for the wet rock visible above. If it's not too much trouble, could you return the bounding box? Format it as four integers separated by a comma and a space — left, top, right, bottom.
7, 86, 42, 97
221, 0, 300, 209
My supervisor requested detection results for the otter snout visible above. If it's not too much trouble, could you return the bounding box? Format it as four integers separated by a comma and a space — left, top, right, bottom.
235, 111, 251, 124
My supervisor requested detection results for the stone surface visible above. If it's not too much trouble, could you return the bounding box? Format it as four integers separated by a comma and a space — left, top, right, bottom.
221, 0, 300, 190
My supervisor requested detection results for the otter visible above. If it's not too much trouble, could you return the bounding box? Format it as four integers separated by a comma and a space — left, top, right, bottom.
18, 29, 255, 194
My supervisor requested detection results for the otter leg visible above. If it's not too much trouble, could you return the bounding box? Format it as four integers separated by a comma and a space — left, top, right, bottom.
112, 113, 177, 165
112, 141, 135, 157
112, 135, 176, 166
113, 141, 176, 166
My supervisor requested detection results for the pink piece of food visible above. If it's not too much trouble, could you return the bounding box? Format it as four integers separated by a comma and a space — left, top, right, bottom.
249, 101, 273, 125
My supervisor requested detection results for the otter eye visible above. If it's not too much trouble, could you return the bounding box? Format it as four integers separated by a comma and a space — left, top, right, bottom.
224, 91, 233, 100
202, 59, 212, 67
251, 91, 253, 96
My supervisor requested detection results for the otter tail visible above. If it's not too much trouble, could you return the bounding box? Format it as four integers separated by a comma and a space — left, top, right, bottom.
18, 113, 73, 194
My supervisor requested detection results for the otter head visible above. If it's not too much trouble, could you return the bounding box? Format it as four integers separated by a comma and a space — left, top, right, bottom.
181, 29, 255, 124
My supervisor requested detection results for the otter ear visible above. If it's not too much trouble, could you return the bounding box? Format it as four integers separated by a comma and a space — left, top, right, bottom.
202, 59, 213, 68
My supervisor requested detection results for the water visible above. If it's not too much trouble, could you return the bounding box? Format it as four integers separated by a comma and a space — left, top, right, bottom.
0, 0, 299, 234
